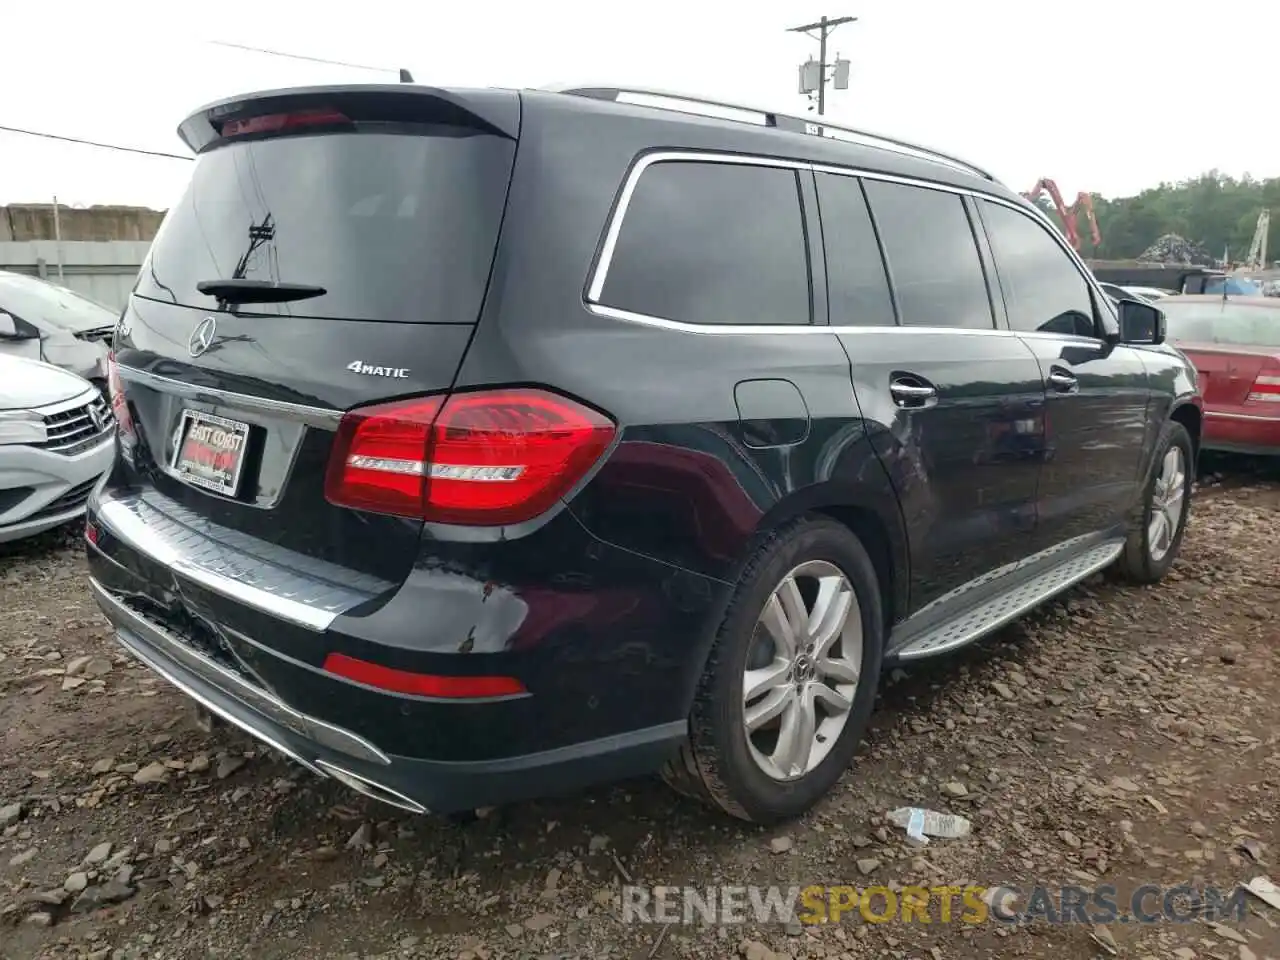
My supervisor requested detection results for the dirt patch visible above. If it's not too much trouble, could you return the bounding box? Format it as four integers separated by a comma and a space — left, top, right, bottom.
2, 474, 1279, 960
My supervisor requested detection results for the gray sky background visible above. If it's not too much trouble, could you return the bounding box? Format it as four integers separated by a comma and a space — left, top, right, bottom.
3, 0, 1274, 210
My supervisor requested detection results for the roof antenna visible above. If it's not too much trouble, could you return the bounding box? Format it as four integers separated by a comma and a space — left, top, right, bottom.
399, 68, 414, 83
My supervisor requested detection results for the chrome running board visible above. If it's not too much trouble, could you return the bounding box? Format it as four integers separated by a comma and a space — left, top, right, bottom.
891, 539, 1124, 660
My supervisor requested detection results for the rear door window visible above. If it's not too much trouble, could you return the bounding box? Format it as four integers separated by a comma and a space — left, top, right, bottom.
137, 130, 516, 324
596, 160, 812, 326
862, 180, 995, 330
814, 174, 897, 327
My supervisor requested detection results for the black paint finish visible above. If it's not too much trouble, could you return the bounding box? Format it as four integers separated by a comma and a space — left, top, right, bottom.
86, 83, 1203, 813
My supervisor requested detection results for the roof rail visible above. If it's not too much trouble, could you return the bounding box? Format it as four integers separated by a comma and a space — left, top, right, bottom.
540, 83, 998, 182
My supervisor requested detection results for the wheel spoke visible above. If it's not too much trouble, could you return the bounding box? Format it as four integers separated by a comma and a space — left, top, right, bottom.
744, 657, 791, 702
809, 577, 853, 659
811, 681, 853, 714
816, 654, 860, 686
759, 595, 798, 659
771, 685, 816, 777
745, 686, 793, 732
1148, 510, 1168, 553
776, 576, 809, 644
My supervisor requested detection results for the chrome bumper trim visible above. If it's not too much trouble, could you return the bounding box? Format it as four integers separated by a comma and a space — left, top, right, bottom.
93, 493, 391, 632
89, 577, 390, 766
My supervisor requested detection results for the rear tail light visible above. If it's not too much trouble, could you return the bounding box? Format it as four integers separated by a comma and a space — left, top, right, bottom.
220, 109, 351, 139
322, 652, 525, 699
324, 388, 616, 525
1246, 369, 1280, 404
106, 353, 136, 440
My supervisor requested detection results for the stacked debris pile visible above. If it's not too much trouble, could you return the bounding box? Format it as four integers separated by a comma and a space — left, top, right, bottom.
1138, 234, 1216, 266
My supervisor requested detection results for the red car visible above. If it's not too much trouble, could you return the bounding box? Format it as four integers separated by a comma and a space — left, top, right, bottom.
1160, 295, 1280, 456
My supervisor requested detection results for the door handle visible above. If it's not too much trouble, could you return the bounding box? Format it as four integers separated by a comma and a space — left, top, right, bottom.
1047, 369, 1078, 393
889, 378, 937, 407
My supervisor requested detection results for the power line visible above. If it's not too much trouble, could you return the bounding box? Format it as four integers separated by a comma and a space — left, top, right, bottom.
0, 123, 192, 161
206, 39, 397, 75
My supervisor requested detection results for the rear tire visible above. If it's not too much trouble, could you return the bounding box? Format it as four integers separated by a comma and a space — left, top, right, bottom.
1113, 420, 1193, 585
661, 517, 884, 823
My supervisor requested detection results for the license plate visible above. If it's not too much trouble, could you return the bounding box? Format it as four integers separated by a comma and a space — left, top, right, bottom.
171, 410, 250, 497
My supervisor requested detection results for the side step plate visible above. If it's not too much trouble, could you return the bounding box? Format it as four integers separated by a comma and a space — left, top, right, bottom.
892, 540, 1124, 660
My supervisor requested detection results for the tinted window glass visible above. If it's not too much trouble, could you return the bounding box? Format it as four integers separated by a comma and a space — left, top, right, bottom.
814, 174, 896, 326
980, 200, 1098, 337
599, 161, 811, 325
862, 181, 993, 330
0, 273, 117, 333
137, 130, 516, 323
1163, 301, 1280, 347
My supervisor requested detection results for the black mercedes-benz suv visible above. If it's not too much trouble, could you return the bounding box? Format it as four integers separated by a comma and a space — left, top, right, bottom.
85, 83, 1201, 824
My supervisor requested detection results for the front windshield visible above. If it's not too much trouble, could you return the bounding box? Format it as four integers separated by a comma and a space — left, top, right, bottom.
1162, 301, 1280, 348
0, 272, 117, 334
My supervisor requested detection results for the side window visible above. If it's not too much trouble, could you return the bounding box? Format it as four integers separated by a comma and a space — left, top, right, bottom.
861, 180, 994, 330
597, 161, 811, 326
979, 200, 1099, 338
814, 174, 896, 327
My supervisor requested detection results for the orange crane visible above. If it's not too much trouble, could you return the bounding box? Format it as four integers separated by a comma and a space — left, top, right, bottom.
1023, 179, 1101, 251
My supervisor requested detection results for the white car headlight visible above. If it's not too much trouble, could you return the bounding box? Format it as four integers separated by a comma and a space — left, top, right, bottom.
0, 410, 49, 446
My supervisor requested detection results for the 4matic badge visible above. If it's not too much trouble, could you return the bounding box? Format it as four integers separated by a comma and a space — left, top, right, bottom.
346, 361, 409, 378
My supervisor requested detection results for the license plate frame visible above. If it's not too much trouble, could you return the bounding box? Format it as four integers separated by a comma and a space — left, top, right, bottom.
170, 409, 251, 497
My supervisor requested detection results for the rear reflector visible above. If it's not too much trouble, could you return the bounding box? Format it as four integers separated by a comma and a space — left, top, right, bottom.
324, 388, 616, 525
322, 652, 525, 698
1247, 373, 1280, 404
220, 109, 351, 139
106, 352, 136, 441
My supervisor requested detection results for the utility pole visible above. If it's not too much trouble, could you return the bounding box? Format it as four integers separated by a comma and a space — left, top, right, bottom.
789, 15, 856, 116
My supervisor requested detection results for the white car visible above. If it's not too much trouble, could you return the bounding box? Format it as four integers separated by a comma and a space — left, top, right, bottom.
0, 354, 115, 544
0, 270, 115, 391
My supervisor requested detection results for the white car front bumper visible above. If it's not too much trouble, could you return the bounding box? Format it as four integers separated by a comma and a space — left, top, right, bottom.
0, 392, 116, 544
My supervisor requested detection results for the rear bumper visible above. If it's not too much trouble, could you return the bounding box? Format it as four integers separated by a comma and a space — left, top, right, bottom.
1203, 410, 1280, 456
84, 484, 726, 812
88, 574, 687, 813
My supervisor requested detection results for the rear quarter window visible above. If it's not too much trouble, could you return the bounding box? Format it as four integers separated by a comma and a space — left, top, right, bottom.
595, 160, 812, 326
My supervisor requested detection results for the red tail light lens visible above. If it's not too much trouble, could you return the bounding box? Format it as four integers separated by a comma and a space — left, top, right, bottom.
1246, 369, 1280, 404
106, 353, 136, 440
324, 388, 616, 525
322, 652, 525, 698
220, 109, 351, 139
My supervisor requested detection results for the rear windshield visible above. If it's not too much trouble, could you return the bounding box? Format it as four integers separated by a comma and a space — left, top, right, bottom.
1163, 301, 1280, 347
137, 130, 516, 323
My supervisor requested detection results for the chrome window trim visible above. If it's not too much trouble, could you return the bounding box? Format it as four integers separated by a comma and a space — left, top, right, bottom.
585, 150, 1117, 346
117, 365, 343, 429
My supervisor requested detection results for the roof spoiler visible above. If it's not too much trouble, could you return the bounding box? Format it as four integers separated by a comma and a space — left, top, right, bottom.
177, 84, 519, 153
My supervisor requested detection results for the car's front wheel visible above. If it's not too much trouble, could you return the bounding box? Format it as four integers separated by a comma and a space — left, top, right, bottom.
662, 517, 884, 823
1114, 419, 1194, 584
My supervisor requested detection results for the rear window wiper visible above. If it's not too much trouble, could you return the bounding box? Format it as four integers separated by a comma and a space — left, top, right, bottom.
196, 279, 326, 304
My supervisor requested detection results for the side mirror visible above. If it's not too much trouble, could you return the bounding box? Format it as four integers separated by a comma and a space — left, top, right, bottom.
0, 311, 19, 338
1117, 299, 1165, 346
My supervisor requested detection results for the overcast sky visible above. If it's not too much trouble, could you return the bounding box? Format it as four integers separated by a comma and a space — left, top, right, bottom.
3, 0, 1274, 210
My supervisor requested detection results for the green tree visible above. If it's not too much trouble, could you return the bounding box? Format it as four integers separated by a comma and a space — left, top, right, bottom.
1031, 172, 1278, 264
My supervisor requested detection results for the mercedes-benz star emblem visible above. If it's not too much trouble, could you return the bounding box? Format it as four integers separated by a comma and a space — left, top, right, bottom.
188, 316, 217, 358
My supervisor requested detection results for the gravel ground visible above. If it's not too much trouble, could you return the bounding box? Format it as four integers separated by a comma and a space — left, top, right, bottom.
2, 458, 1279, 960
